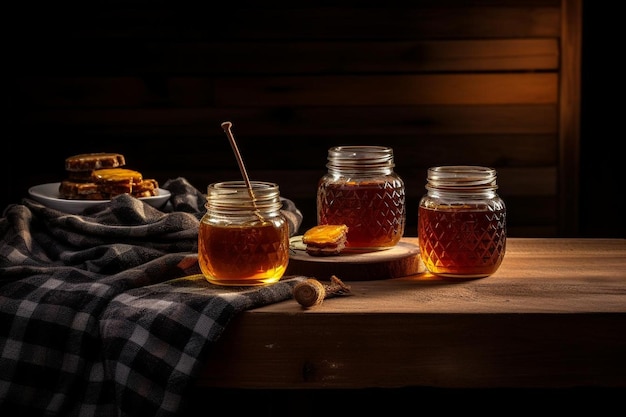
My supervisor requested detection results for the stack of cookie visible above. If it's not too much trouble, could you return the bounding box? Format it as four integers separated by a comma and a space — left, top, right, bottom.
58, 153, 159, 200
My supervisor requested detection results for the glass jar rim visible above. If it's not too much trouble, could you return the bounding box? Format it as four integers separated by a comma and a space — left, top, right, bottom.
208, 180, 278, 191
327, 145, 395, 168
206, 180, 281, 210
426, 165, 498, 190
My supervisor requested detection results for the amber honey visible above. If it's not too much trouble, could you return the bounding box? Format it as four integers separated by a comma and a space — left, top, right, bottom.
318, 181, 405, 248
418, 166, 506, 278
317, 146, 406, 249
198, 221, 289, 286
198, 181, 289, 286
418, 205, 506, 277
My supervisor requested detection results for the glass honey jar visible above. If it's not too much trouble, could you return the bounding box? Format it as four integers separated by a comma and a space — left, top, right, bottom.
418, 166, 506, 278
198, 181, 290, 286
317, 145, 406, 249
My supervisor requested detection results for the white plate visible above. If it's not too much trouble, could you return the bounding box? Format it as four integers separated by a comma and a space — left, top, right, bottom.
28, 182, 171, 214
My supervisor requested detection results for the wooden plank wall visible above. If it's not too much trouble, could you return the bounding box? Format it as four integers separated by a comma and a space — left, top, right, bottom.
6, 0, 582, 237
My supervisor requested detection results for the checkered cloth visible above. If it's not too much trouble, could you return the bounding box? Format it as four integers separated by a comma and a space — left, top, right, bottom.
0, 177, 306, 416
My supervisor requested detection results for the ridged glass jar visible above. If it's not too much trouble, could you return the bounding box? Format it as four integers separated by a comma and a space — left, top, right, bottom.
198, 181, 289, 286
418, 166, 506, 278
317, 145, 406, 249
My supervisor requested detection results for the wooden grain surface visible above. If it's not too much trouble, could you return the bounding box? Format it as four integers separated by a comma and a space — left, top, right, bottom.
266, 238, 626, 314
196, 238, 626, 389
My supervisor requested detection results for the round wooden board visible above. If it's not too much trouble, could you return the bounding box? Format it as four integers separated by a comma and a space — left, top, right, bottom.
286, 237, 425, 281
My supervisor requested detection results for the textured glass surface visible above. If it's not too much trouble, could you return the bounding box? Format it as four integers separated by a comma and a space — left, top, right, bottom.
318, 180, 405, 248
418, 205, 506, 278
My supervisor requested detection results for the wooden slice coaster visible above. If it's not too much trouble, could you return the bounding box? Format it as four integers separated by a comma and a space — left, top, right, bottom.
286, 236, 425, 281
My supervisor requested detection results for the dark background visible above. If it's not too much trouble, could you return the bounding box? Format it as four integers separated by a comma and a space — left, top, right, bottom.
579, 2, 624, 237
4, 2, 624, 238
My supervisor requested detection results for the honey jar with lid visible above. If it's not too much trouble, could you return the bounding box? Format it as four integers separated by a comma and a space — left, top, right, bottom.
418, 165, 507, 278
198, 181, 290, 286
317, 145, 406, 249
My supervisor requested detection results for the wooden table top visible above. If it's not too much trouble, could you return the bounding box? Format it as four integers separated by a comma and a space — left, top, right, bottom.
196, 238, 626, 389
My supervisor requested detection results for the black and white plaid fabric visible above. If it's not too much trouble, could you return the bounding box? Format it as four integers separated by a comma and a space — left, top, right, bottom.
0, 177, 306, 416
